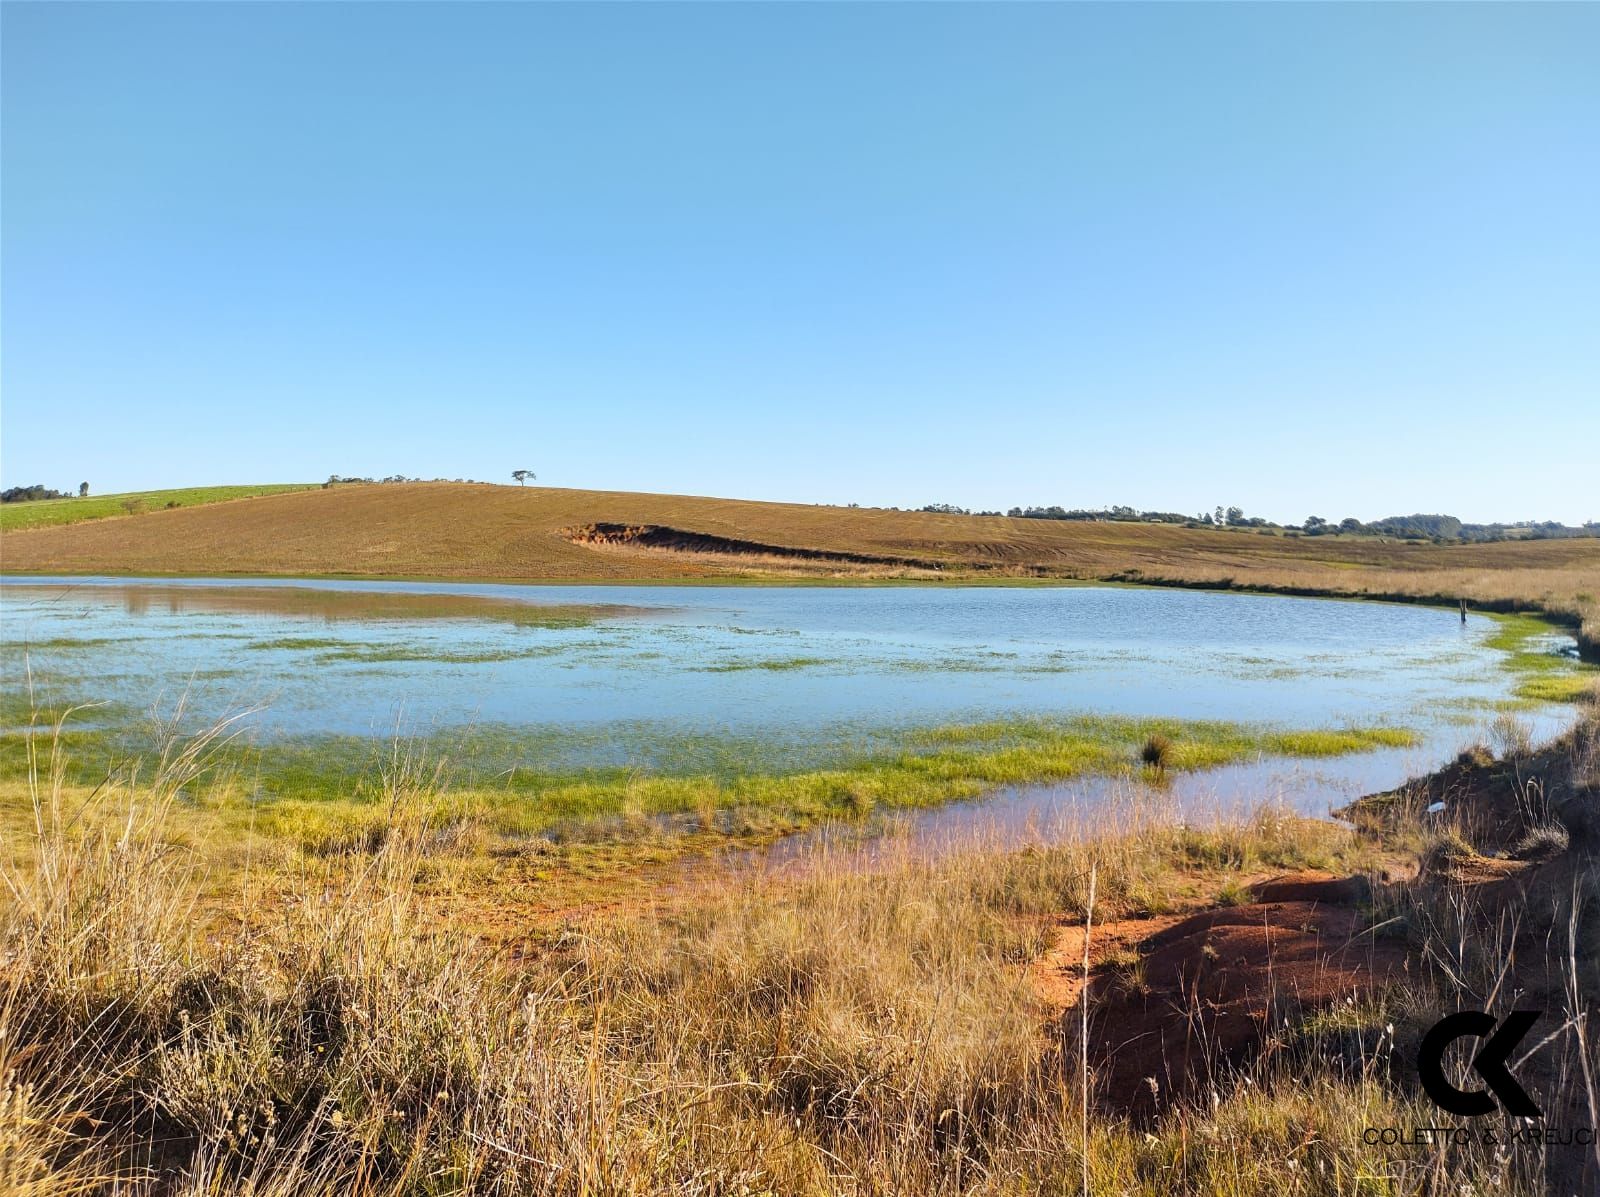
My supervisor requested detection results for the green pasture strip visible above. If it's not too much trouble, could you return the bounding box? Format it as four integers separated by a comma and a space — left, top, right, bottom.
0, 484, 318, 530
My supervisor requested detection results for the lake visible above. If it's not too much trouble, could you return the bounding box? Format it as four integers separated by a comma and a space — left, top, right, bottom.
0, 576, 1580, 829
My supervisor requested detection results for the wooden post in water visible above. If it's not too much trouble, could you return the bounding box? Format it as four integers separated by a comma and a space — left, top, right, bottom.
1460, 598, 1468, 624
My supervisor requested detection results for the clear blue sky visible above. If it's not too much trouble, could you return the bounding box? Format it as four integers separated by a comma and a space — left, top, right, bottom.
3, 3, 1596, 524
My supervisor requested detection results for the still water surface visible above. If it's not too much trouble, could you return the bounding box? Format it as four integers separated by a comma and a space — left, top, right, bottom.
0, 576, 1578, 829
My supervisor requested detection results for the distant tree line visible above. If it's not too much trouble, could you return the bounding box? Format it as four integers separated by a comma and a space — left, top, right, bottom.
322, 474, 488, 488
1302, 513, 1598, 543
998, 504, 1278, 526
1007, 505, 1201, 525
320, 473, 538, 488
918, 503, 1002, 516
907, 501, 1598, 542
2, 484, 70, 503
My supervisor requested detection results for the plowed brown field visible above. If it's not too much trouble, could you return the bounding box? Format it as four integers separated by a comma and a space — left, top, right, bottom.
4, 483, 1597, 631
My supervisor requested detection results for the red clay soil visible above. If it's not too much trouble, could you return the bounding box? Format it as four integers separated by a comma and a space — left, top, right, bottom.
561, 522, 964, 571
1033, 871, 1406, 1120
1031, 720, 1599, 1124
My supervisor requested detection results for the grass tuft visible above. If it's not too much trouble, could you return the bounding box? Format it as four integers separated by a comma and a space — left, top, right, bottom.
1139, 733, 1173, 771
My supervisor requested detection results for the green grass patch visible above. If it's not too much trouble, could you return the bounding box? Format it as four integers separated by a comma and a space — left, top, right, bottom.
312, 644, 567, 664
0, 484, 318, 530
1483, 611, 1599, 704
1261, 726, 1416, 755
1513, 673, 1597, 703
1, 636, 126, 650
699, 656, 834, 673
0, 706, 1426, 854
0, 685, 141, 729
245, 637, 351, 651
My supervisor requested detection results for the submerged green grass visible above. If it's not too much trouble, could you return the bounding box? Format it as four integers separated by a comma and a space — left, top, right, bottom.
245, 636, 350, 651
700, 655, 835, 672
1483, 611, 1599, 704
311, 643, 570, 664
1262, 726, 1416, 755
0, 706, 1421, 855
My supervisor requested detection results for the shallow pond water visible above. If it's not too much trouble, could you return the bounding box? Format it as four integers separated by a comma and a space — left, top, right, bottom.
744, 739, 1471, 871
0, 576, 1581, 823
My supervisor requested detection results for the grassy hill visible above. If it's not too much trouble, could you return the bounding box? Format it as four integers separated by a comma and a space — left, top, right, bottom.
4, 481, 1597, 651
0, 483, 318, 531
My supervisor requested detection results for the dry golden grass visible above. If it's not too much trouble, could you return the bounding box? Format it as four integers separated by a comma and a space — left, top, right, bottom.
5, 482, 1597, 643
6, 717, 1598, 1195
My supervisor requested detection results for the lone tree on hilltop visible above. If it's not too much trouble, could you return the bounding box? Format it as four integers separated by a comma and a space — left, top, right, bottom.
512, 469, 535, 486
79, 482, 89, 497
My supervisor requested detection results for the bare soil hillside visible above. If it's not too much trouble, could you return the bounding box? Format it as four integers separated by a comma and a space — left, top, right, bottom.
5, 483, 1598, 651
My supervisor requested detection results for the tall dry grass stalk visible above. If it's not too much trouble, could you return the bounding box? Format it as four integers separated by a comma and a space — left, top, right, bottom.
1079, 862, 1095, 1197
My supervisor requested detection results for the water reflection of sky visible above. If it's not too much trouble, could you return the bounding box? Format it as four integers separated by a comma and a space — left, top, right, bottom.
0, 577, 1577, 760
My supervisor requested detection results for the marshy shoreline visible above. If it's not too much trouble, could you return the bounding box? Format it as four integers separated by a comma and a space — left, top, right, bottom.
5, 575, 1591, 867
